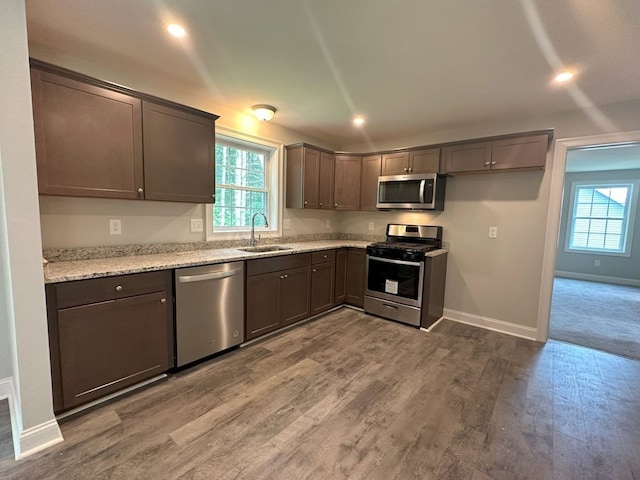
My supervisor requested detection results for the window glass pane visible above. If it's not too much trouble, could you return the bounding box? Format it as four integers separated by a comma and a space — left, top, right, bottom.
606, 220, 622, 234
569, 183, 633, 254
213, 140, 271, 229
575, 204, 592, 217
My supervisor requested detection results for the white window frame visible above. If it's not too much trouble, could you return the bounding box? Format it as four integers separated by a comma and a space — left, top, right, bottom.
564, 179, 639, 257
206, 127, 283, 240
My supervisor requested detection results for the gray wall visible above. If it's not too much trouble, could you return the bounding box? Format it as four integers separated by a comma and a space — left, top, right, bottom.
556, 169, 640, 281
1, 0, 59, 447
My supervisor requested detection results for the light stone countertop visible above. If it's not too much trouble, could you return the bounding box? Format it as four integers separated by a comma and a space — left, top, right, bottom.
43, 240, 448, 284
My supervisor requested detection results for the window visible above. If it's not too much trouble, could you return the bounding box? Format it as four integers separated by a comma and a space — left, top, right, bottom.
566, 180, 638, 256
207, 131, 281, 237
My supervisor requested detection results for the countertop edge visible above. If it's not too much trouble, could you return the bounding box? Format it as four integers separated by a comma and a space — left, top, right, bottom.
44, 241, 372, 284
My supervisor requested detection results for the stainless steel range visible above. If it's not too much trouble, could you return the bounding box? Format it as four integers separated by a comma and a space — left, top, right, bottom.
364, 224, 447, 328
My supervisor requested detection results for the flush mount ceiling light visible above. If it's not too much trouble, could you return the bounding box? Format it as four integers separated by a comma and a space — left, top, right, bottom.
553, 70, 575, 84
167, 23, 186, 38
353, 116, 365, 127
252, 104, 276, 121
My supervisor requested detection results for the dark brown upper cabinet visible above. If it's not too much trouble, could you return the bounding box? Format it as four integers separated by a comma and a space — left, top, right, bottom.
286, 145, 321, 209
443, 133, 549, 174
334, 154, 362, 210
142, 102, 215, 203
31, 68, 144, 199
360, 154, 382, 211
30, 60, 218, 203
381, 148, 440, 175
318, 151, 335, 209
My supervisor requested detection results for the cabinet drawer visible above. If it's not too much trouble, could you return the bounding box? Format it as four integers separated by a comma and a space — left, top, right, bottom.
247, 253, 312, 276
54, 270, 170, 308
312, 249, 336, 264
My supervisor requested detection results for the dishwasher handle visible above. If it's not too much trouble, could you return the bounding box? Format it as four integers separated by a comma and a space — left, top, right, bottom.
178, 268, 242, 283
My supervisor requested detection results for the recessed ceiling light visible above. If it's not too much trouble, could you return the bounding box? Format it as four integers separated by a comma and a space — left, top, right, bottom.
167, 23, 186, 38
553, 70, 575, 84
353, 116, 365, 126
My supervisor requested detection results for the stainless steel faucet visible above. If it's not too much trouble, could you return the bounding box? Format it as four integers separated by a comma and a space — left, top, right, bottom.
250, 212, 269, 247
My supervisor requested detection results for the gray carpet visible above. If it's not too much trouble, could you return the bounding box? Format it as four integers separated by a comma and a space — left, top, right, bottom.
549, 277, 640, 360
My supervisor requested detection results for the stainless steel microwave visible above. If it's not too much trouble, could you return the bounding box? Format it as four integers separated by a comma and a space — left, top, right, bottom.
376, 173, 446, 210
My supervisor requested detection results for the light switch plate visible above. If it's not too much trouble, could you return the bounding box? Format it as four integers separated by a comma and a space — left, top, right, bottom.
368, 221, 374, 231
190, 219, 203, 233
326, 219, 331, 228
488, 226, 498, 238
283, 219, 291, 230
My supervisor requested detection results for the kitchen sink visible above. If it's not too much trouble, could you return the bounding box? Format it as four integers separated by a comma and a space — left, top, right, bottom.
237, 245, 293, 253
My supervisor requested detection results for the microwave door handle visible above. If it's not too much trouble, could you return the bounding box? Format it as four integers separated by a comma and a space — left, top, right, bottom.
419, 179, 426, 204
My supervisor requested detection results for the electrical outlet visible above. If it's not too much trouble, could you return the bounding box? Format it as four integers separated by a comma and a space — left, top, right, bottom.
326, 219, 331, 228
368, 221, 374, 231
283, 218, 291, 230
488, 226, 498, 239
594, 260, 600, 267
190, 218, 203, 233
109, 219, 122, 235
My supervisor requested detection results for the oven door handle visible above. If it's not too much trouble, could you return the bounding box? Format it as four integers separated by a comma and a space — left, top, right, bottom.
367, 255, 422, 267
419, 179, 426, 204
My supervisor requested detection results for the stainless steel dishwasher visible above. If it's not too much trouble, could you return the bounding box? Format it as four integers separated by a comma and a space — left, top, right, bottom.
175, 261, 244, 367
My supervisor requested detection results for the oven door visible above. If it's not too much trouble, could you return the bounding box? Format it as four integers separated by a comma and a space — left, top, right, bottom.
365, 255, 424, 308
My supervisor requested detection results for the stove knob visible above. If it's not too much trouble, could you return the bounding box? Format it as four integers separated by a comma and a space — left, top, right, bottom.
402, 253, 408, 260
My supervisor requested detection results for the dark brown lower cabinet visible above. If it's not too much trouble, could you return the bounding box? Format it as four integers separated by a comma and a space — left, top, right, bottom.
245, 253, 312, 341
311, 250, 336, 315
346, 248, 366, 308
334, 249, 347, 304
46, 271, 173, 413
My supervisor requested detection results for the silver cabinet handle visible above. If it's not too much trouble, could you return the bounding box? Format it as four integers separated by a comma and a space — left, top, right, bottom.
137, 187, 144, 194
115, 285, 123, 292
484, 161, 490, 166
319, 202, 323, 206
491, 161, 496, 165
408, 167, 413, 173
160, 298, 166, 304
312, 268, 317, 272
280, 274, 288, 279
334, 203, 338, 207
323, 254, 328, 258
304, 200, 308, 206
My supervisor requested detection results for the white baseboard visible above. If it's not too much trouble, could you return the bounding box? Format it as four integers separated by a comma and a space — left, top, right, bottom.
17, 419, 63, 460
443, 309, 538, 341
0, 377, 22, 461
555, 271, 640, 287
0, 376, 63, 460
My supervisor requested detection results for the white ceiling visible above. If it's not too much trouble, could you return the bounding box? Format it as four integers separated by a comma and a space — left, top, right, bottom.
25, 0, 640, 147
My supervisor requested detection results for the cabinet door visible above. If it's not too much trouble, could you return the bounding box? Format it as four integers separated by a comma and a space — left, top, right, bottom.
318, 151, 335, 209
409, 148, 441, 173
360, 155, 381, 211
142, 102, 215, 203
334, 155, 362, 210
346, 248, 366, 308
57, 292, 170, 410
303, 148, 320, 208
311, 262, 335, 315
381, 152, 409, 175
443, 142, 493, 173
246, 271, 281, 340
491, 134, 548, 170
334, 249, 347, 304
280, 266, 311, 325
31, 68, 144, 199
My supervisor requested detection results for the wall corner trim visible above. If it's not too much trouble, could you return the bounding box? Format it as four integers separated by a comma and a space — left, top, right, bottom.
443, 309, 538, 341
16, 418, 63, 460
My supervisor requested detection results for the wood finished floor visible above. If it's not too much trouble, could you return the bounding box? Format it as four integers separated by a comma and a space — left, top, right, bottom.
1, 308, 639, 479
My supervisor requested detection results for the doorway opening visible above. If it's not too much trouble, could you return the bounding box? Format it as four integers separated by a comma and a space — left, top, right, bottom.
539, 135, 640, 359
